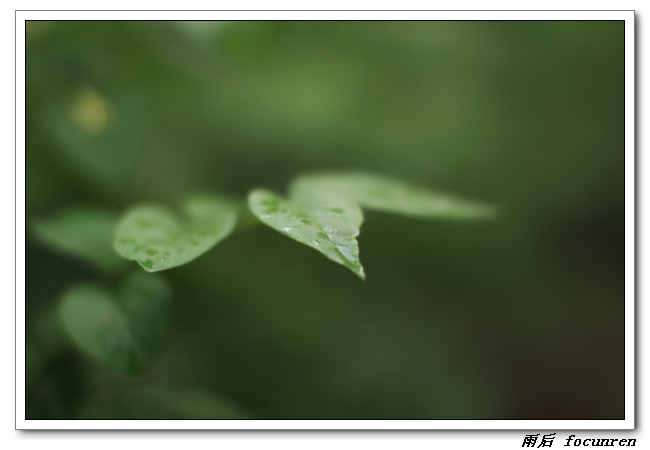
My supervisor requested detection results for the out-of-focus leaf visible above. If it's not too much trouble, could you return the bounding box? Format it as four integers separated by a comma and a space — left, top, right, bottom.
31, 207, 128, 273
249, 173, 496, 279
114, 197, 238, 272
59, 272, 172, 375
290, 173, 497, 220
78, 386, 252, 419
44, 86, 143, 193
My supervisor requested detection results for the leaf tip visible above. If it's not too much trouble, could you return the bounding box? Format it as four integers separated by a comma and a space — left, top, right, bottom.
138, 260, 159, 272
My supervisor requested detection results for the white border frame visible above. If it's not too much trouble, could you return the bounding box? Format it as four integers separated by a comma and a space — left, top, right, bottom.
15, 9, 635, 430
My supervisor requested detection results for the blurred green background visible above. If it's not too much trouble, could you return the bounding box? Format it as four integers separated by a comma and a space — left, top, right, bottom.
25, 21, 625, 420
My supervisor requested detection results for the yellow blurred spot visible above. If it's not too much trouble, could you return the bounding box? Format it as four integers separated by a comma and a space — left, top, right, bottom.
69, 86, 112, 135
26, 21, 53, 41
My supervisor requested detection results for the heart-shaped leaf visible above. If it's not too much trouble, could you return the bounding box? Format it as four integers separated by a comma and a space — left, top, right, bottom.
59, 272, 172, 375
31, 207, 128, 274
114, 196, 238, 272
249, 173, 496, 279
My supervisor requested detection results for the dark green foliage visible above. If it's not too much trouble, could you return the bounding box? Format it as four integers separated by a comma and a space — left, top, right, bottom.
26, 21, 624, 420
78, 386, 252, 419
60, 272, 172, 375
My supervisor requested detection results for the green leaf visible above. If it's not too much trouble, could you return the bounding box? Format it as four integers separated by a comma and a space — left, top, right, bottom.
249, 189, 365, 279
114, 196, 238, 272
59, 272, 172, 375
31, 207, 128, 273
249, 173, 496, 279
290, 173, 497, 220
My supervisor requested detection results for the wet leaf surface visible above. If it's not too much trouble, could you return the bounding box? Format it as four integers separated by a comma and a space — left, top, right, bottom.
249, 173, 496, 279
249, 189, 365, 279
114, 197, 238, 272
